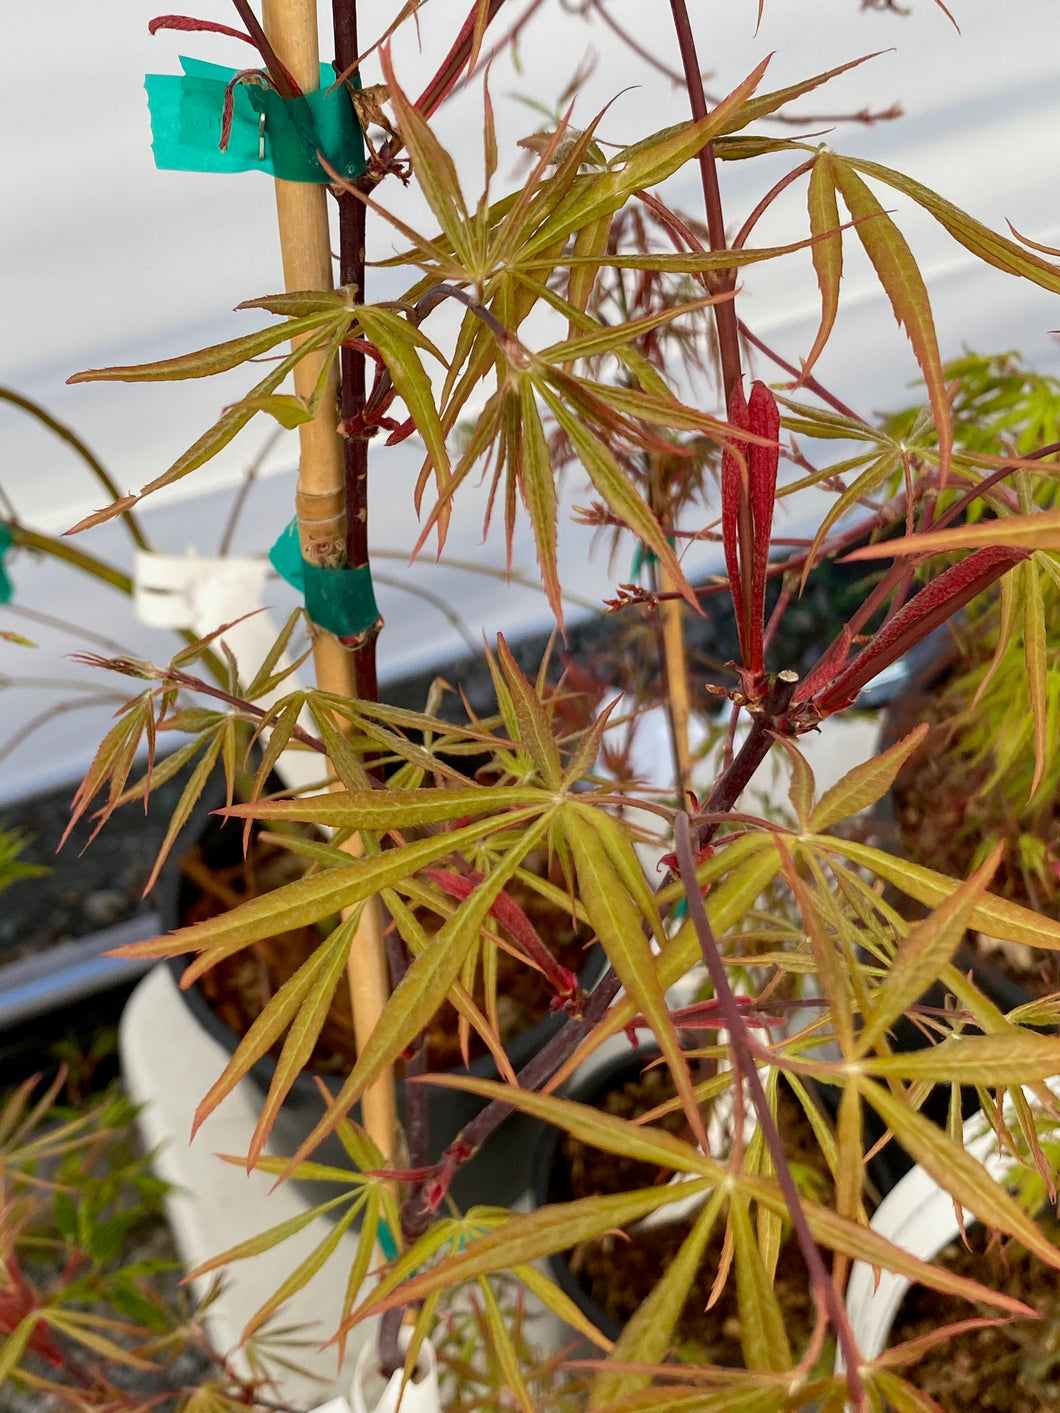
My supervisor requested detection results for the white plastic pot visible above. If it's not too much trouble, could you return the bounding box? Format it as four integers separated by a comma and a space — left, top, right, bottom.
351, 1330, 440, 1413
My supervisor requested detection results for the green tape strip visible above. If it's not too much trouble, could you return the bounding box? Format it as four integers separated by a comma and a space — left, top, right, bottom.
146, 58, 365, 183
269, 518, 380, 639
630, 535, 677, 583
0, 524, 12, 604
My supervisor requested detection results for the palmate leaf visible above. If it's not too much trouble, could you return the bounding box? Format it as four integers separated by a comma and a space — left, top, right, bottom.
564, 806, 708, 1150
276, 814, 555, 1178
730, 1193, 792, 1373
726, 128, 1060, 305
409, 292, 721, 616
523, 56, 772, 259
588, 1187, 728, 1410
830, 158, 952, 484
858, 1076, 1060, 1271
365, 1076, 1037, 1330
807, 725, 928, 833
816, 835, 1060, 950
862, 1030, 1060, 1085
110, 806, 547, 969
379, 47, 478, 274
854, 844, 1002, 1057
563, 835, 783, 1078
66, 328, 333, 534
67, 311, 337, 383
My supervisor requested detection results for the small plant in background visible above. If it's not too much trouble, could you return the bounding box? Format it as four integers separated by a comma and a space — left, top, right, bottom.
6, 0, 1060, 1408
0, 1069, 316, 1411
432, 1276, 588, 1413
0, 831, 46, 901
882, 354, 1060, 883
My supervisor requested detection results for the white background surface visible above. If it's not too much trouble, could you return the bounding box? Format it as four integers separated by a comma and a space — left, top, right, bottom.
2, 0, 1059, 802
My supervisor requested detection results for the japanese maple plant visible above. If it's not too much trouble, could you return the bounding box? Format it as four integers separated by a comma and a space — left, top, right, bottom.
45, 0, 1060, 1407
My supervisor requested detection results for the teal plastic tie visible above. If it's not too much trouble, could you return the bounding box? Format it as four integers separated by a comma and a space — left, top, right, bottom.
376, 1219, 398, 1261
0, 524, 12, 604
145, 58, 365, 184
269, 518, 381, 639
630, 535, 677, 584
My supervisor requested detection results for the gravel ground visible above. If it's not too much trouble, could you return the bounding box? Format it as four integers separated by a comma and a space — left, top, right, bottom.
0, 772, 192, 967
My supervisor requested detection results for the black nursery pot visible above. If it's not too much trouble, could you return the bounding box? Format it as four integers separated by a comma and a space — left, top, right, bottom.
532, 1046, 905, 1342
164, 801, 603, 1214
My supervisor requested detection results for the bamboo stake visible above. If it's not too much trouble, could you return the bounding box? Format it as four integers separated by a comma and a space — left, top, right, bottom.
261, 0, 397, 1164
659, 568, 693, 794
648, 458, 693, 796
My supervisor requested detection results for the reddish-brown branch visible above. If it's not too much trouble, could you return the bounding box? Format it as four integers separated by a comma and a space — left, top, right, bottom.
229, 0, 300, 96
333, 0, 381, 701
737, 320, 865, 424
667, 0, 743, 407
672, 810, 868, 1411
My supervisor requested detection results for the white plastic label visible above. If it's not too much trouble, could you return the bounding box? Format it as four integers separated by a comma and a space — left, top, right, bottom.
132, 549, 322, 792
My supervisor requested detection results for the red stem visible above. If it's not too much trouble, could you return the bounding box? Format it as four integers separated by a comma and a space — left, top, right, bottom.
673, 811, 868, 1411
333, 0, 381, 701
229, 0, 300, 96
667, 0, 743, 407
